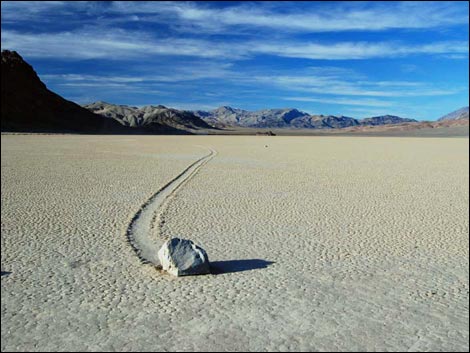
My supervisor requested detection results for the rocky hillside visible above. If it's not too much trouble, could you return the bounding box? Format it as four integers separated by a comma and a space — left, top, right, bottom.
1, 50, 129, 133
193, 106, 311, 128
438, 107, 469, 121
193, 106, 416, 129
85, 101, 213, 132
359, 115, 417, 126
338, 109, 469, 135
288, 115, 360, 129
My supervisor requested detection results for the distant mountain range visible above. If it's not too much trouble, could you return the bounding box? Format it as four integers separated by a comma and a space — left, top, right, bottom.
438, 107, 469, 121
84, 101, 212, 132
193, 106, 311, 128
192, 106, 417, 129
1, 50, 467, 135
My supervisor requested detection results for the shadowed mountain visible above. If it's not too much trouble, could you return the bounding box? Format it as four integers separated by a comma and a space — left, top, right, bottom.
84, 101, 213, 132
359, 115, 417, 126
1, 50, 200, 134
1, 50, 133, 134
291, 114, 360, 128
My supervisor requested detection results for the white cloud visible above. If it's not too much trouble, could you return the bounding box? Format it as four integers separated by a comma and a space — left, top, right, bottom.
3, 29, 468, 62
439, 54, 469, 60
357, 81, 424, 88
41, 63, 236, 85
42, 74, 145, 83
2, 1, 468, 34
253, 41, 469, 60
1, 1, 67, 21
3, 1, 465, 118
256, 74, 461, 97
41, 62, 462, 104
283, 96, 393, 107
106, 1, 470, 33
2, 2, 468, 62
1, 30, 245, 60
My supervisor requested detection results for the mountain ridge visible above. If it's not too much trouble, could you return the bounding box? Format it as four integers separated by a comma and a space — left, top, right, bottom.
438, 106, 469, 121
192, 106, 418, 129
84, 101, 213, 132
2, 50, 466, 135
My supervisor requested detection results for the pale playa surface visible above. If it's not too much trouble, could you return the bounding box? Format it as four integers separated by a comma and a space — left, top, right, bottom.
1, 135, 469, 351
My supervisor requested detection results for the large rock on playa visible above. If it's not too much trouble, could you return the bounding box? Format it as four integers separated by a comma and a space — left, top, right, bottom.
158, 238, 210, 276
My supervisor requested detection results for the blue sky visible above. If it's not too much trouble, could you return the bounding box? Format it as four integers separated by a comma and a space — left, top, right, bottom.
1, 1, 469, 120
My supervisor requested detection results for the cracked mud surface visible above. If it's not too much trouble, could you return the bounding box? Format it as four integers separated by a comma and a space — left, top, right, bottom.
1, 135, 469, 351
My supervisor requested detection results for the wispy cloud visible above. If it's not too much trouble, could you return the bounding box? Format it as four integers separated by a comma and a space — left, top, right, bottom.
164, 1, 467, 33
1, 29, 245, 60
42, 74, 145, 83
282, 96, 393, 107
3, 29, 468, 61
2, 1, 468, 62
253, 41, 469, 60
41, 62, 236, 85
4, 1, 466, 33
2, 1, 467, 119
255, 74, 461, 97
40, 61, 462, 105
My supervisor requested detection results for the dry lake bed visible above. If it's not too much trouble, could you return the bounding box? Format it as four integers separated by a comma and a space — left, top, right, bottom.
1, 134, 469, 351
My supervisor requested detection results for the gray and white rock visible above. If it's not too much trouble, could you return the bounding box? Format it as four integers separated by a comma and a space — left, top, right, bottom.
158, 238, 210, 276
192, 106, 418, 129
83, 101, 213, 131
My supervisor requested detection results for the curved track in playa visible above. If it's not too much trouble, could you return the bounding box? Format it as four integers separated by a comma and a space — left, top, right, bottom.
126, 147, 216, 266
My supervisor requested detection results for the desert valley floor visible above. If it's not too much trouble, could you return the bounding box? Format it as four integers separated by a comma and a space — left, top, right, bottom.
1, 134, 469, 351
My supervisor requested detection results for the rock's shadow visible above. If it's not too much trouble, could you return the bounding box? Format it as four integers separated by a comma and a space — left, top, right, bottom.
210, 259, 274, 275
1, 271, 12, 277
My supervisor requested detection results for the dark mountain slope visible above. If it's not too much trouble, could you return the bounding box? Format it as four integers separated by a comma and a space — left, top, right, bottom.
1, 50, 131, 133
